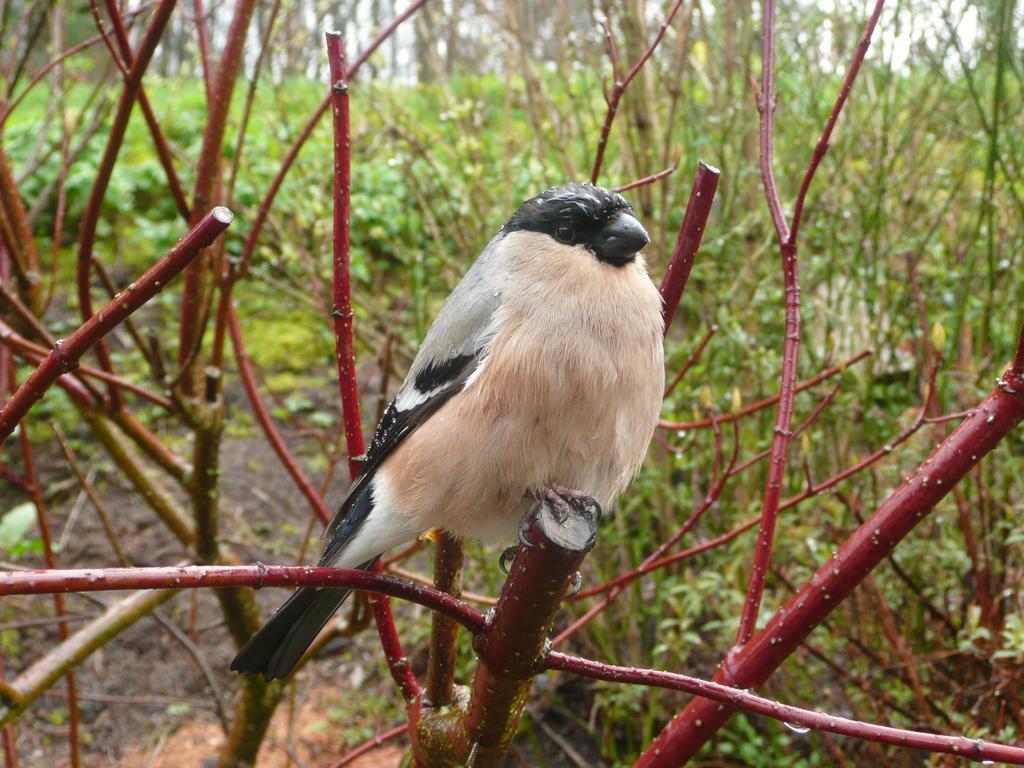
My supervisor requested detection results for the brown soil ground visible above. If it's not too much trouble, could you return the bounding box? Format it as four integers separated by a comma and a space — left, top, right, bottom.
117, 685, 404, 768
1, 415, 602, 767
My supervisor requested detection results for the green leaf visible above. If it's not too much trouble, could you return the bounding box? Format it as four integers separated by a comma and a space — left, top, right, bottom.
0, 503, 36, 553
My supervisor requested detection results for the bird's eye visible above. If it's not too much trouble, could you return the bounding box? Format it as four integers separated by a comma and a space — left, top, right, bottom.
555, 224, 575, 243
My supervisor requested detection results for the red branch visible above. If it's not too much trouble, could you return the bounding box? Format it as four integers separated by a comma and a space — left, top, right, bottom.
735, 0, 885, 646
659, 162, 720, 331
73, 0, 177, 404
177, 0, 256, 385
0, 319, 173, 409
100, 0, 190, 220
591, 0, 686, 183
226, 304, 332, 524
326, 30, 421, 704
367, 577, 422, 702
613, 152, 680, 193
0, 208, 233, 440
788, 0, 887, 243
1014, 320, 1024, 372
578, 515, 761, 600
637, 371, 1024, 764
192, 0, 214, 100
327, 32, 365, 479
0, 565, 485, 632
663, 324, 716, 398
660, 349, 871, 430
548, 653, 1024, 764
0, 2, 155, 127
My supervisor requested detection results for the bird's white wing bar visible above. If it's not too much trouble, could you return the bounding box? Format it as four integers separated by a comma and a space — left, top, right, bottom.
321, 237, 508, 543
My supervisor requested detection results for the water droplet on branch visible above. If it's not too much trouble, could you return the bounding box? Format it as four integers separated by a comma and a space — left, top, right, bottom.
784, 722, 811, 735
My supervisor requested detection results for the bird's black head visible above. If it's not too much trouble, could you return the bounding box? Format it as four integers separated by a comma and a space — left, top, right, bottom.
501, 183, 650, 267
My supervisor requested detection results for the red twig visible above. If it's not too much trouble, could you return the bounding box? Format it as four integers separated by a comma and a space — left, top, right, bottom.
591, 0, 686, 183
177, 0, 256, 388
326, 723, 408, 768
0, 723, 16, 768
663, 324, 717, 398
637, 369, 1024, 764
327, 32, 364, 480
226, 304, 332, 524
0, 320, 173, 409
555, 422, 740, 644
0, 565, 484, 631
17, 428, 80, 768
660, 349, 871, 430
788, 0, 886, 243
99, 0, 190, 220
730, 382, 841, 475
756, 0, 788, 243
0, 2, 155, 127
735, 0, 885, 645
325, 30, 422, 705
367, 570, 422, 702
192, 0, 213, 100
660, 162, 720, 331
577, 515, 762, 600
613, 151, 680, 193
735, 250, 800, 636
548, 653, 1024, 764
89, 0, 128, 76
737, 0, 803, 645
73, 0, 177, 404
1014, 320, 1024, 373
0, 208, 233, 440
577, 383, 848, 605
388, 565, 496, 606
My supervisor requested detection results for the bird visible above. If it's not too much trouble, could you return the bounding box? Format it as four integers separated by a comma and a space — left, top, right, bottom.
231, 182, 665, 680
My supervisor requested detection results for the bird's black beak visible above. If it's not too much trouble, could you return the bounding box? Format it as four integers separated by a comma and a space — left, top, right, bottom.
594, 211, 650, 266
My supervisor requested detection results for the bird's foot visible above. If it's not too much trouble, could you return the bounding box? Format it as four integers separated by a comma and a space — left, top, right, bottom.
543, 483, 602, 524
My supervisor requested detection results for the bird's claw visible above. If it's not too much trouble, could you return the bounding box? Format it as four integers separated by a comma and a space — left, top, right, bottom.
567, 570, 583, 596
517, 519, 533, 548
498, 546, 516, 574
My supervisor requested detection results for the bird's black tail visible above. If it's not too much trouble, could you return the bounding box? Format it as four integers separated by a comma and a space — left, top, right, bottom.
230, 585, 353, 681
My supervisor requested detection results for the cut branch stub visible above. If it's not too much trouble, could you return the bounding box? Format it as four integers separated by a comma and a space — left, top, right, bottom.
660, 161, 720, 333
462, 496, 597, 765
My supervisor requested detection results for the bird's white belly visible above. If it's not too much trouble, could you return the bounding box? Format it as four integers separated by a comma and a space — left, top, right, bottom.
382, 278, 664, 546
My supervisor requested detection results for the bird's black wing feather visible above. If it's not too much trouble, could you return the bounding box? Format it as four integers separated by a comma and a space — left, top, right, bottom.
321, 235, 504, 550
321, 352, 480, 546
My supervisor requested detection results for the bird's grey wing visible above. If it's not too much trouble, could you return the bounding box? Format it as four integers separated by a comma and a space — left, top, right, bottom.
322, 239, 506, 543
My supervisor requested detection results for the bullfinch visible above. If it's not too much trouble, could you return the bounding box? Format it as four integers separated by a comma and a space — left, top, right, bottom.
231, 183, 665, 680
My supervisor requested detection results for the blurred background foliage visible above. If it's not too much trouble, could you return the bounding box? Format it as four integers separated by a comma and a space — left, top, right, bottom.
3, 0, 1024, 764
